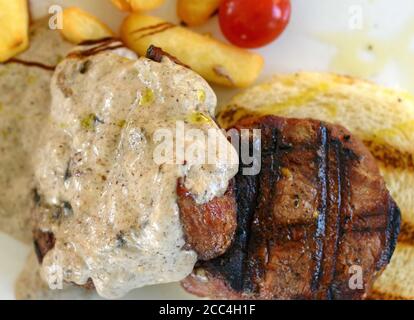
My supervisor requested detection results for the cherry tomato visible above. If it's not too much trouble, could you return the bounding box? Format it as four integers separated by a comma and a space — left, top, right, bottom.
219, 0, 291, 48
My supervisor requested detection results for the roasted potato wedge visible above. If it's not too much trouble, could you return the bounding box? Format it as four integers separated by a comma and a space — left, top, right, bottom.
111, 0, 165, 12
121, 14, 264, 87
0, 0, 29, 62
111, 0, 132, 11
61, 7, 114, 44
177, 0, 220, 27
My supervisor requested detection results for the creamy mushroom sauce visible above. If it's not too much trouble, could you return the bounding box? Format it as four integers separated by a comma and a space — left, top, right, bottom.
0, 19, 71, 243
34, 46, 238, 298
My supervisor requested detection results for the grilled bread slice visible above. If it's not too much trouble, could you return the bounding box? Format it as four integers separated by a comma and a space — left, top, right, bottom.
370, 243, 414, 299
217, 72, 414, 300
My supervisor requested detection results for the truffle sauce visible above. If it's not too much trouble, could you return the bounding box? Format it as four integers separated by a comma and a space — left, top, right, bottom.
34, 44, 238, 298
0, 19, 71, 242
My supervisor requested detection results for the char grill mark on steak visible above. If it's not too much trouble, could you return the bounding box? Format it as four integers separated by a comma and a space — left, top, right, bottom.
220, 162, 259, 292
326, 138, 350, 299
318, 139, 342, 299
311, 125, 328, 294
244, 127, 281, 293
202, 152, 257, 290
377, 196, 401, 269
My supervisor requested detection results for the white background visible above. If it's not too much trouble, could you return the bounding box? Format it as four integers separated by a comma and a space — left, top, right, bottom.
0, 0, 413, 299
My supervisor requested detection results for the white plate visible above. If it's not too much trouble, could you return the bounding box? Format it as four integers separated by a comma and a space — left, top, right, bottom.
1, 0, 413, 300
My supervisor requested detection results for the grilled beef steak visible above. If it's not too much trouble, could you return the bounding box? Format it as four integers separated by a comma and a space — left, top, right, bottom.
182, 116, 401, 300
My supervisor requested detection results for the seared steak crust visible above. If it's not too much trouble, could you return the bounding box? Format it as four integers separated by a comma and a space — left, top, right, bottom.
33, 229, 55, 264
182, 116, 401, 300
177, 181, 237, 261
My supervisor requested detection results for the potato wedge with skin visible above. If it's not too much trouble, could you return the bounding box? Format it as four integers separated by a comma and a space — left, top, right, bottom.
121, 14, 264, 87
111, 0, 165, 11
61, 7, 114, 44
177, 0, 220, 27
0, 0, 29, 62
